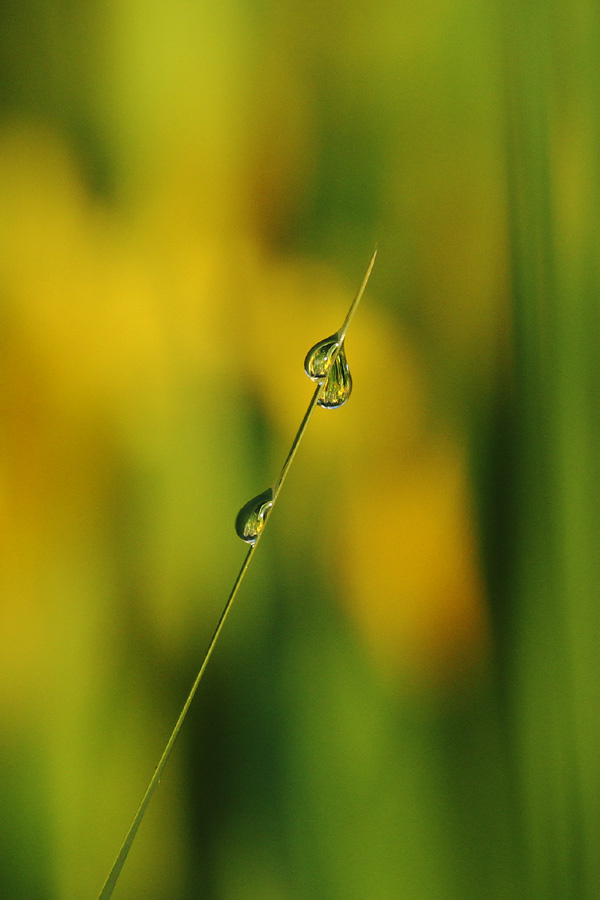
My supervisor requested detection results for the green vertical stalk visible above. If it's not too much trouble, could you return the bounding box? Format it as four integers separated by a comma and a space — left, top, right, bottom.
501, 0, 600, 897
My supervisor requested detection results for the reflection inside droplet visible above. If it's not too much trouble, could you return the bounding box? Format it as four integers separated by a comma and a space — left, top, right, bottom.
304, 332, 353, 408
235, 488, 273, 543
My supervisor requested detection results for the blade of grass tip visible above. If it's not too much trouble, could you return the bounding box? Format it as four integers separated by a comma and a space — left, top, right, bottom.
98, 248, 377, 899
339, 245, 377, 341
272, 246, 377, 503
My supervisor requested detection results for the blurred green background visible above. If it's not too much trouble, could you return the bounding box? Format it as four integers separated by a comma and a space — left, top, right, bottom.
0, 0, 598, 897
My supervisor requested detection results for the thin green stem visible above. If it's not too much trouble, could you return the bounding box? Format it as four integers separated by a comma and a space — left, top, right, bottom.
338, 246, 377, 341
99, 545, 255, 900
98, 248, 376, 899
271, 384, 322, 503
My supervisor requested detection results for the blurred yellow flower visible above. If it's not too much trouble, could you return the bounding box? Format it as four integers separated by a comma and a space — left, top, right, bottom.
342, 437, 488, 687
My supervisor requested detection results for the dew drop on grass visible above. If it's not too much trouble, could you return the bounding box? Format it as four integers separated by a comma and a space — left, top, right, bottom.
304, 332, 353, 408
235, 488, 273, 543
304, 333, 339, 378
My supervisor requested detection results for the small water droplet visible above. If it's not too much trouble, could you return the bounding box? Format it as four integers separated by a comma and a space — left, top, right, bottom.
235, 488, 273, 543
304, 333, 353, 408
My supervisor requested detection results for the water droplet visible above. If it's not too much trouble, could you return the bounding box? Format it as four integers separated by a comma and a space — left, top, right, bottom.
304, 333, 353, 408
235, 488, 273, 543
304, 333, 340, 379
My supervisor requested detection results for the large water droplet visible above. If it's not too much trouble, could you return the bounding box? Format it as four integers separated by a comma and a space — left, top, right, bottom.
235, 488, 273, 543
304, 333, 339, 379
304, 333, 353, 408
